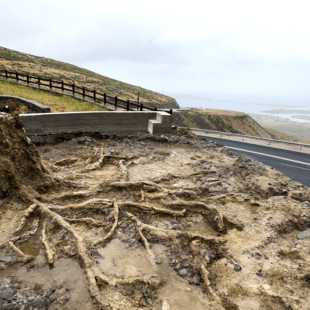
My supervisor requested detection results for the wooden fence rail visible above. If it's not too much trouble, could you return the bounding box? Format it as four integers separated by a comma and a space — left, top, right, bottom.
0, 69, 172, 114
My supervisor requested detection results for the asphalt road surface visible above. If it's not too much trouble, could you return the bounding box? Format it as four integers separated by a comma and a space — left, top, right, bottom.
200, 135, 310, 188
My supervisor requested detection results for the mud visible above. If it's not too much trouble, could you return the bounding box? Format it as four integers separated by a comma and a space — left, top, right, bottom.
1, 115, 310, 309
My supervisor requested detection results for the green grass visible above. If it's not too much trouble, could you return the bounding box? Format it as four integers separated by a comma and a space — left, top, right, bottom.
0, 80, 106, 112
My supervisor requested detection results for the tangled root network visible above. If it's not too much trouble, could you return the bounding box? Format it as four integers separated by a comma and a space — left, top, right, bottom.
1, 114, 310, 310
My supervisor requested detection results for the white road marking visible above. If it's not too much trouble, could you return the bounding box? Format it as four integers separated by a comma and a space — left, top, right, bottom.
280, 162, 310, 171
226, 146, 310, 167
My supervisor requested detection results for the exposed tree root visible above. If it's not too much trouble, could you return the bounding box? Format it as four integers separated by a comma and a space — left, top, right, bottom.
81, 145, 137, 172
164, 199, 224, 232
8, 241, 34, 263
41, 221, 55, 265
118, 202, 186, 217
127, 212, 156, 266
92, 201, 119, 247
200, 264, 225, 310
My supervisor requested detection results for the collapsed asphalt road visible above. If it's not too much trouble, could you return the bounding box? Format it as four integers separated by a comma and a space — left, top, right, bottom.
200, 135, 310, 187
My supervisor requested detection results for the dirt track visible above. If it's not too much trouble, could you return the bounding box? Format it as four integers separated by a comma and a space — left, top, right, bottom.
1, 115, 310, 310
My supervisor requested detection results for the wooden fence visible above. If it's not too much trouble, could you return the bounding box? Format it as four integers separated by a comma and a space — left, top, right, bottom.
0, 69, 172, 114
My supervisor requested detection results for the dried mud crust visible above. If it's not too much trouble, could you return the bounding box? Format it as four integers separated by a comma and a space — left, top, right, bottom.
1, 116, 310, 309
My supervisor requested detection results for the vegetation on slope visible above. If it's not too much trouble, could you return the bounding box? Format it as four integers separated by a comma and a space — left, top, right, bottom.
0, 46, 179, 108
173, 108, 310, 144
0, 80, 106, 113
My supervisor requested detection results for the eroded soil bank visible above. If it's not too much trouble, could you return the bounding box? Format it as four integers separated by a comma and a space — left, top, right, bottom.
1, 114, 310, 310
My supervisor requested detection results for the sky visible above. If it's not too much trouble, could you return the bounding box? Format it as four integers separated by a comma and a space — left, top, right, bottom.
1, 0, 310, 99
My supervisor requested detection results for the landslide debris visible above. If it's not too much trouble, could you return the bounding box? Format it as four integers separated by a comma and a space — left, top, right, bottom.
1, 115, 310, 310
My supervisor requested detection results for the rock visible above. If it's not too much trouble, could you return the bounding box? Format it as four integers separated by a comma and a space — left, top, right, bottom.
155, 259, 162, 265
304, 274, 310, 282
91, 250, 104, 259
210, 280, 217, 286
0, 287, 15, 300
234, 265, 242, 272
178, 269, 187, 277
0, 255, 13, 264
1, 183, 9, 192
297, 229, 310, 240
162, 300, 171, 310
1, 303, 15, 310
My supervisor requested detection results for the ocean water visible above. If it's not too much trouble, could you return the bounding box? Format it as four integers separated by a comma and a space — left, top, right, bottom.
168, 93, 310, 123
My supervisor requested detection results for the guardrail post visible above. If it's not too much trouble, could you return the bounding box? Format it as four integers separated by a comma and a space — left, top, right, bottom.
127, 100, 129, 111
38, 77, 41, 89
155, 107, 157, 111
72, 84, 75, 97
49, 79, 52, 91
82, 87, 85, 99
104, 93, 106, 107
169, 109, 172, 115
27, 74, 29, 85
61, 81, 64, 92
5, 69, 8, 81
93, 89, 96, 101
16, 71, 18, 84
140, 103, 143, 111
115, 96, 117, 110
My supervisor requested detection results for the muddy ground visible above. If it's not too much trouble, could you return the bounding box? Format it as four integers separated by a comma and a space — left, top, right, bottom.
1, 114, 310, 310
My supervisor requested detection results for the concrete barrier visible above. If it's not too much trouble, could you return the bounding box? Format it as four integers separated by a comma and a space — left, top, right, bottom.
20, 111, 172, 138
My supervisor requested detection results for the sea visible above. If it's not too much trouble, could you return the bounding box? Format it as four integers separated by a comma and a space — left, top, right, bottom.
167, 93, 310, 124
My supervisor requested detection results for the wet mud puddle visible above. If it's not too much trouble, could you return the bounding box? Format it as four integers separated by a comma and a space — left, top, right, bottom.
0, 258, 92, 310
97, 238, 208, 310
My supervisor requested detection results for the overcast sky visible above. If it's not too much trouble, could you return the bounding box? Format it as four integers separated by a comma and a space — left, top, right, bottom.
1, 0, 310, 98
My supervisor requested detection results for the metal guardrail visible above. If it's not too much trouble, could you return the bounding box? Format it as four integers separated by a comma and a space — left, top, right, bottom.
179, 127, 310, 150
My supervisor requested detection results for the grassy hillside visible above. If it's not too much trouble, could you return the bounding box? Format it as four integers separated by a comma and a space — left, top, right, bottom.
0, 80, 105, 113
173, 108, 310, 144
0, 46, 179, 108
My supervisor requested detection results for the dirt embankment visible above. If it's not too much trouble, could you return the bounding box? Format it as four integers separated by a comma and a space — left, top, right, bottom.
172, 109, 310, 143
173, 109, 275, 138
1, 115, 310, 309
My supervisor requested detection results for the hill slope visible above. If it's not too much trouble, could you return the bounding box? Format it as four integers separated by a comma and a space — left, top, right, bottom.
173, 108, 310, 143
0, 46, 179, 109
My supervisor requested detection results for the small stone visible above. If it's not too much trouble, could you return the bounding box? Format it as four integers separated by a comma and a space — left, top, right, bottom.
297, 229, 310, 240
1, 183, 9, 192
1, 303, 15, 310
178, 269, 187, 277
0, 287, 15, 300
28, 296, 35, 301
91, 250, 104, 259
234, 265, 242, 272
0, 255, 13, 264
210, 280, 217, 286
155, 259, 162, 265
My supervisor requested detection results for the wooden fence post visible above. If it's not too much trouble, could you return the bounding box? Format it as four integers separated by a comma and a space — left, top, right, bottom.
127, 100, 129, 111
61, 81, 64, 92
115, 96, 117, 110
5, 69, 8, 81
82, 87, 85, 99
49, 79, 52, 91
93, 89, 96, 101
16, 71, 18, 84
72, 84, 75, 97
27, 74, 29, 85
104, 93, 106, 107
38, 77, 41, 89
